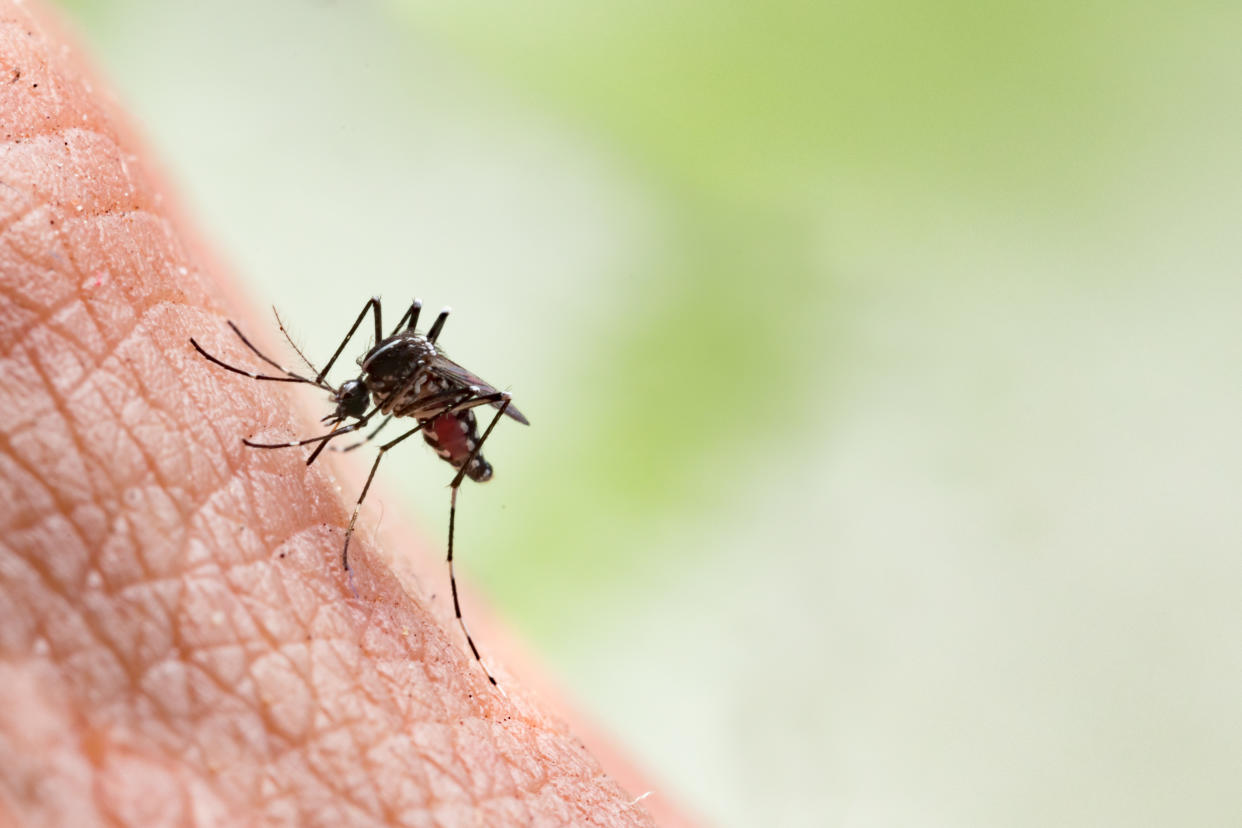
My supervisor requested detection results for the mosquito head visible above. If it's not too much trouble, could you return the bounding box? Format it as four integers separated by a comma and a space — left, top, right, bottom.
332, 379, 369, 421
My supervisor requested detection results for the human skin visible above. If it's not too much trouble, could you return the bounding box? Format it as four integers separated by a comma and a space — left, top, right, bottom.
0, 2, 668, 825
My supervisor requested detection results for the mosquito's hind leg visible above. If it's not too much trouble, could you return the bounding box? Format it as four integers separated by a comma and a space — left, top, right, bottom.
426, 307, 451, 343
444, 395, 512, 687
391, 299, 422, 335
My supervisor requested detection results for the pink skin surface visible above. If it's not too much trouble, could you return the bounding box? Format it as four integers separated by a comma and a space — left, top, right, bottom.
0, 3, 691, 824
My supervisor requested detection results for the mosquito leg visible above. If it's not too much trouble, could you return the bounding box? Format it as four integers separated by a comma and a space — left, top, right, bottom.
316, 296, 383, 384
190, 337, 319, 385
242, 420, 364, 450
305, 422, 360, 466
331, 414, 393, 452
223, 322, 320, 383
340, 422, 428, 571
445, 396, 511, 686
390, 299, 422, 336
426, 307, 450, 343
303, 394, 403, 466
450, 397, 510, 488
334, 394, 464, 570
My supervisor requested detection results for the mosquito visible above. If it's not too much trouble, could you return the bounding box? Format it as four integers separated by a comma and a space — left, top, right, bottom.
189, 297, 529, 685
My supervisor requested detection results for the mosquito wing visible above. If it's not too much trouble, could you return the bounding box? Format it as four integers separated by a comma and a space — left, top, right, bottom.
427, 354, 530, 425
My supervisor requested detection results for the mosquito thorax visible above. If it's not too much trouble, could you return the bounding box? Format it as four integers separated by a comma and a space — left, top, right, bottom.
361, 333, 435, 381
333, 379, 369, 420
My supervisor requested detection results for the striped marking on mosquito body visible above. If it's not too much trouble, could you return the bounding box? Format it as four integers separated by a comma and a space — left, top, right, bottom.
422, 409, 492, 482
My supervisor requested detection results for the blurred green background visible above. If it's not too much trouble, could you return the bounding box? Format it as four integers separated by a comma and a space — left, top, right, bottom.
56, 0, 1242, 825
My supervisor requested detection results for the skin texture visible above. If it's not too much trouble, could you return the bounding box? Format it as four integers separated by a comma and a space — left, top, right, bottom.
0, 3, 671, 825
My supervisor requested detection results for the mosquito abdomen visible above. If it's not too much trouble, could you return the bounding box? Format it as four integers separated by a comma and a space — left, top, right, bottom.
422, 410, 493, 482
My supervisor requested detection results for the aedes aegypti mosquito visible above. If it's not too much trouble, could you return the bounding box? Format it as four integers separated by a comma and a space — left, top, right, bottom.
190, 297, 528, 685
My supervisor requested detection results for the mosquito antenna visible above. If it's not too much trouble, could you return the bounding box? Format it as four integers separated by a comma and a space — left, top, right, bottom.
272, 307, 321, 376
427, 307, 451, 343
223, 322, 324, 385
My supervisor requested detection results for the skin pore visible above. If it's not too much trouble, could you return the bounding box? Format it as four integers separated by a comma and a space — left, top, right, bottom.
0, 2, 672, 824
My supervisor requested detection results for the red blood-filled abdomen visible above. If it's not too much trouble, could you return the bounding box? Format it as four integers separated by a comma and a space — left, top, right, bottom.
421, 410, 493, 482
